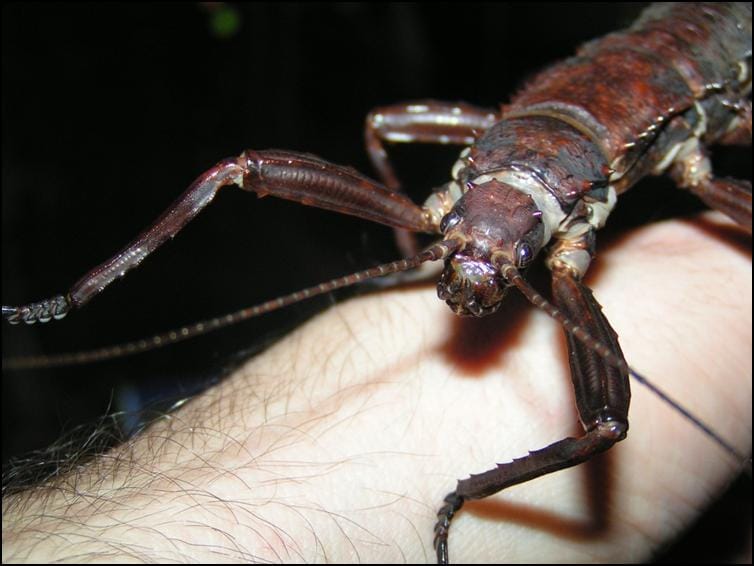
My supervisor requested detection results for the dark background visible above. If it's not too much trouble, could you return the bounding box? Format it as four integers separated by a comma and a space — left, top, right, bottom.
2, 3, 750, 561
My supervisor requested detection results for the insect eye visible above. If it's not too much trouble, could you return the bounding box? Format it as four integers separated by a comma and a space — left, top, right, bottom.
516, 242, 534, 268
440, 211, 462, 233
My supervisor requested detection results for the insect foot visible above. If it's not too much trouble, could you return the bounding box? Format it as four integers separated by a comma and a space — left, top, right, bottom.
2, 295, 70, 325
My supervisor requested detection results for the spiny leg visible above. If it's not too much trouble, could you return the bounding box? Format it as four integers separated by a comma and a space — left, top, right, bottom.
364, 100, 498, 256
3, 150, 438, 325
434, 257, 630, 564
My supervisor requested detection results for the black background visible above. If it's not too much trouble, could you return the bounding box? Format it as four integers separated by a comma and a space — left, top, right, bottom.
2, 3, 750, 561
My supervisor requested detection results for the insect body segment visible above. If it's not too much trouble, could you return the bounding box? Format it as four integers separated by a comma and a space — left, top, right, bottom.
432, 108, 620, 318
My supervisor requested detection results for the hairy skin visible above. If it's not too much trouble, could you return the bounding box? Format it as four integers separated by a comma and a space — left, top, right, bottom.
2, 212, 751, 563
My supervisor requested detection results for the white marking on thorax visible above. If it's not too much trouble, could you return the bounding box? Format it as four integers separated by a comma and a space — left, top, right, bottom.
652, 101, 708, 174
422, 181, 464, 228
451, 147, 471, 180
584, 188, 617, 231
424, 148, 618, 239
384, 132, 416, 143
736, 60, 751, 85
479, 170, 617, 245
472, 170, 567, 244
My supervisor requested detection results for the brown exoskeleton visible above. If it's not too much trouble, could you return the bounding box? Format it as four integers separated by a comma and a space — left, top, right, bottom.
3, 3, 751, 563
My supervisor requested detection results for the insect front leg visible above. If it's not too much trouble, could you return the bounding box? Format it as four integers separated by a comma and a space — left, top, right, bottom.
3, 150, 437, 325
364, 100, 498, 256
433, 234, 630, 564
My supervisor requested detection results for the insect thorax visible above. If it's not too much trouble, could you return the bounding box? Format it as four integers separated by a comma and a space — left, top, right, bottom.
425, 147, 617, 253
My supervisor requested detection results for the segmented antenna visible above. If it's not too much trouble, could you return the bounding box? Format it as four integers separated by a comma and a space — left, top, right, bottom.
2, 239, 461, 370
501, 264, 749, 468
628, 367, 750, 473
501, 265, 629, 373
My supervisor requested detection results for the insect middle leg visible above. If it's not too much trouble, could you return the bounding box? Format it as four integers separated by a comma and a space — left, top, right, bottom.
670, 143, 752, 233
669, 103, 752, 233
364, 100, 498, 255
433, 240, 630, 564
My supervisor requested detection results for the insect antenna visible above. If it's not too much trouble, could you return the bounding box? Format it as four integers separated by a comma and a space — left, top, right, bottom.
501, 264, 750, 470
2, 238, 462, 371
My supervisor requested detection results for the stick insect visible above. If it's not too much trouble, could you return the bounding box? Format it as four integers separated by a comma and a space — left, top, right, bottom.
3, 3, 751, 563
